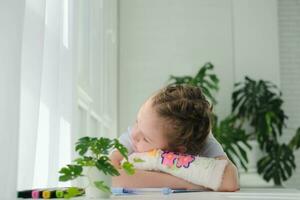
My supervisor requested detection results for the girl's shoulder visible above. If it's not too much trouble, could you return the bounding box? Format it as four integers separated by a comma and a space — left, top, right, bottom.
199, 132, 226, 158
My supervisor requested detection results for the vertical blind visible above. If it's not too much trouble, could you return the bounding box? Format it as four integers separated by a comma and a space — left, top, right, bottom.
278, 0, 300, 188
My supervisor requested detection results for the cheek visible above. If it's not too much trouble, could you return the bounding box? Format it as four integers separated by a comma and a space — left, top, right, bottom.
136, 141, 153, 152
131, 127, 139, 140
131, 129, 136, 138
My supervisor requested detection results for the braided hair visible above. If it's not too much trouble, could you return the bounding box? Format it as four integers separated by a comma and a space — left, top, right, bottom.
151, 84, 212, 155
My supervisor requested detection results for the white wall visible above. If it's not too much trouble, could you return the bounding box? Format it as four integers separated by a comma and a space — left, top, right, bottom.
119, 0, 235, 133
0, 1, 25, 198
118, 0, 280, 133
233, 0, 280, 85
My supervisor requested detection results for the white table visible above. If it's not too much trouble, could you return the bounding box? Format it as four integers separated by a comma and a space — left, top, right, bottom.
16, 188, 300, 200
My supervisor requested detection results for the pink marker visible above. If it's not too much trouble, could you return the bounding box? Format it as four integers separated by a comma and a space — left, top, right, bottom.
31, 190, 39, 199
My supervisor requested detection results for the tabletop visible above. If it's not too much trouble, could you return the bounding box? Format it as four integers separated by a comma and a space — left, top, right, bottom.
15, 188, 300, 200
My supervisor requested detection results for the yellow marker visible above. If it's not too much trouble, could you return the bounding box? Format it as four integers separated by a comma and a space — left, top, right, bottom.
42, 190, 51, 199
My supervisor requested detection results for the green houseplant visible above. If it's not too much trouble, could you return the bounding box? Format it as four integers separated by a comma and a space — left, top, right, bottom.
168, 62, 251, 170
232, 76, 300, 185
58, 136, 135, 198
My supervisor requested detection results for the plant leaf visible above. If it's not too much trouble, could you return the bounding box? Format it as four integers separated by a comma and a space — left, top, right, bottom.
74, 156, 95, 166
122, 161, 135, 175
91, 137, 114, 156
289, 127, 300, 150
59, 165, 83, 182
63, 187, 83, 199
212, 115, 251, 171
257, 143, 295, 186
133, 158, 145, 163
94, 181, 111, 194
95, 157, 120, 176
75, 137, 93, 156
113, 139, 129, 160
168, 62, 219, 105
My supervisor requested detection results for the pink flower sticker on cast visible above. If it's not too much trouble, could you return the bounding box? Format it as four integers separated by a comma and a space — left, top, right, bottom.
176, 154, 195, 168
161, 151, 178, 167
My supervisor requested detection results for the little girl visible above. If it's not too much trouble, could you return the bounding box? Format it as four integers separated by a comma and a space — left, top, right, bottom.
110, 85, 239, 191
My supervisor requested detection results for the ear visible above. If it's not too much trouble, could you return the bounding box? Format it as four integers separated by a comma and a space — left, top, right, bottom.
177, 146, 187, 153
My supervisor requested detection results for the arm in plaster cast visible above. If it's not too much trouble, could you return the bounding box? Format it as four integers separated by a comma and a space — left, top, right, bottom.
125, 149, 228, 191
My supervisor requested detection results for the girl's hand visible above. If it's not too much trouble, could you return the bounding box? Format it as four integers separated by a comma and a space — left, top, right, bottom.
109, 150, 124, 168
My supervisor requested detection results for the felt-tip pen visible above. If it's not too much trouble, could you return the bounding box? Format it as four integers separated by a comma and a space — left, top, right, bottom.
111, 187, 205, 195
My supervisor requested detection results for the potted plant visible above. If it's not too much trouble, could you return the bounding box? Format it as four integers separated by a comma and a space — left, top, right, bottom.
168, 62, 251, 171
168, 64, 300, 185
232, 76, 300, 185
58, 136, 135, 198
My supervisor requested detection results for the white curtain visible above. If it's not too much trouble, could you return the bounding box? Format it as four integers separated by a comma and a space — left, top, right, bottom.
1, 0, 116, 195
18, 0, 76, 190
0, 0, 25, 198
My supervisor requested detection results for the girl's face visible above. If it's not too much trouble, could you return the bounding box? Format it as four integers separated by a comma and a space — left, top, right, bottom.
130, 98, 169, 153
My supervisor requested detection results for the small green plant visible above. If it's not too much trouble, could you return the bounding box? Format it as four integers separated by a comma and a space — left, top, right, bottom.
232, 76, 300, 185
58, 136, 135, 198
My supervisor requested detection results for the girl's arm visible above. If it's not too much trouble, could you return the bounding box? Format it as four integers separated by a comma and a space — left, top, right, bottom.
215, 156, 240, 192
110, 151, 206, 190
112, 169, 207, 190
112, 155, 239, 192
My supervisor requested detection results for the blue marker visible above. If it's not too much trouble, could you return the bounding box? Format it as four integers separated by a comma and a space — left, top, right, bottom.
111, 187, 170, 195
111, 187, 205, 195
